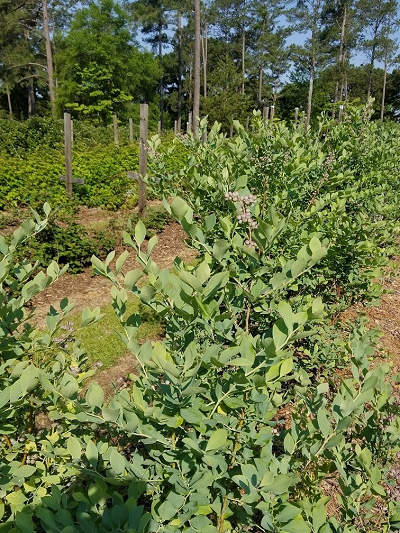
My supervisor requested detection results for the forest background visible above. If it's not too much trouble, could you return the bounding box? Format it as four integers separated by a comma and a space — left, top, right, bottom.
1, 0, 400, 131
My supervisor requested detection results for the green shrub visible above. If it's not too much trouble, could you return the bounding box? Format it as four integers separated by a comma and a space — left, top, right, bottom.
14, 219, 115, 274
1, 206, 399, 532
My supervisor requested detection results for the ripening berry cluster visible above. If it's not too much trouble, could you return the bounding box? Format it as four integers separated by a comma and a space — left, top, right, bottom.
225, 191, 257, 206
244, 239, 257, 248
225, 191, 259, 230
237, 211, 258, 229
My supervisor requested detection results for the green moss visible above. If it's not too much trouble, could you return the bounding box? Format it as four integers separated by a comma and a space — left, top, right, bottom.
71, 295, 163, 369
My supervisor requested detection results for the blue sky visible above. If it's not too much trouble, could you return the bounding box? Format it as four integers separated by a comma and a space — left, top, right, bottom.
138, 3, 400, 73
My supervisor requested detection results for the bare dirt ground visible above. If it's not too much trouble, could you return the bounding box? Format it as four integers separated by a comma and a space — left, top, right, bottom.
30, 209, 197, 395
341, 262, 400, 370
4, 206, 400, 397
32, 218, 197, 325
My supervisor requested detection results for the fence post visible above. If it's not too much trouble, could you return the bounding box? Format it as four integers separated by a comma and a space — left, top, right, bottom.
270, 105, 275, 124
64, 111, 73, 196
113, 114, 119, 146
294, 107, 299, 126
263, 106, 269, 127
70, 118, 74, 149
338, 105, 344, 123
138, 103, 148, 218
174, 120, 178, 135
129, 117, 134, 144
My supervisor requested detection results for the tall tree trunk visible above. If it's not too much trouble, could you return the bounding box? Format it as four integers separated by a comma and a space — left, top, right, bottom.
202, 20, 208, 98
342, 49, 348, 100
177, 9, 182, 131
367, 28, 378, 100
24, 29, 35, 117
337, 3, 347, 101
381, 53, 388, 121
42, 0, 55, 116
306, 56, 315, 127
307, 0, 320, 127
258, 63, 263, 103
332, 81, 339, 117
241, 23, 245, 95
6, 86, 13, 118
193, 0, 201, 138
158, 21, 164, 130
28, 77, 36, 117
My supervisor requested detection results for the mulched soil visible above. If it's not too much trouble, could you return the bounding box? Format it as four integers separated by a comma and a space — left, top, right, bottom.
22, 206, 197, 393
32, 219, 197, 327
341, 262, 400, 370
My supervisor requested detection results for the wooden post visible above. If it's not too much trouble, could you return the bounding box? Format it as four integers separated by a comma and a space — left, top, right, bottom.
129, 117, 134, 144
174, 120, 178, 135
246, 116, 250, 131
113, 114, 119, 146
338, 105, 344, 123
188, 112, 193, 133
263, 106, 269, 127
294, 107, 299, 126
186, 122, 190, 134
270, 105, 275, 124
70, 119, 74, 149
138, 103, 148, 218
230, 114, 234, 137
64, 111, 73, 196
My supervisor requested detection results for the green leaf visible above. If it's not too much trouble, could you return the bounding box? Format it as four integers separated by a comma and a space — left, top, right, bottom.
284, 433, 295, 454
15, 511, 35, 533
312, 501, 327, 532
181, 408, 203, 425
278, 301, 293, 332
317, 409, 331, 438
115, 250, 129, 274
170, 197, 192, 222
67, 436, 82, 460
124, 269, 143, 290
6, 491, 27, 508
275, 504, 302, 523
85, 440, 98, 469
206, 429, 228, 451
110, 448, 126, 475
282, 518, 311, 533
135, 220, 146, 246
260, 474, 294, 494
14, 465, 36, 478
86, 382, 104, 409
43, 202, 51, 217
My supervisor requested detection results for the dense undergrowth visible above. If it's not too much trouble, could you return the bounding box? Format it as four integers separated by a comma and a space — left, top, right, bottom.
1, 104, 400, 532
0, 117, 188, 210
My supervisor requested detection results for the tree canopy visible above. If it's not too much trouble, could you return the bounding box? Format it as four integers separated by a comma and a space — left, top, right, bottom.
0, 0, 399, 125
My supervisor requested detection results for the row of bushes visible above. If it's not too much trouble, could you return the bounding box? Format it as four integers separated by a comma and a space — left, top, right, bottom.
1, 105, 400, 531
0, 123, 188, 210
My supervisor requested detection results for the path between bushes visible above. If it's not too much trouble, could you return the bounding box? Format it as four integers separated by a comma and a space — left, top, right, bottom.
31, 219, 197, 394
341, 263, 400, 371
31, 210, 400, 394
32, 221, 197, 325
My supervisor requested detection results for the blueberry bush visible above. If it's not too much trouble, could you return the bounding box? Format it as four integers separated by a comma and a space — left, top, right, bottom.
1, 104, 400, 532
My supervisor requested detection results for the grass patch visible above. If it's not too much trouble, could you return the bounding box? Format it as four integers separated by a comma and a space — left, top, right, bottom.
71, 295, 163, 369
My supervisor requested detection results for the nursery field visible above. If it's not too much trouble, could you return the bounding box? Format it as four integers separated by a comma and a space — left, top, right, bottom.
1, 105, 400, 533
